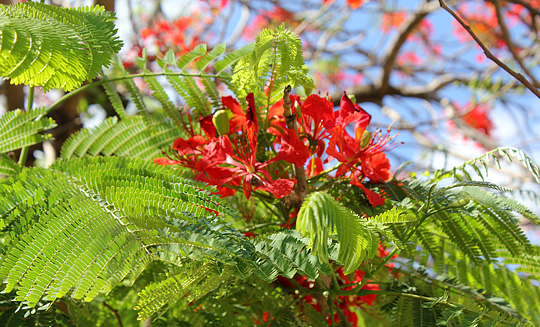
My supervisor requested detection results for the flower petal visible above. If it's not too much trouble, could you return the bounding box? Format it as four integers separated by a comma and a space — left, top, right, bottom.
353, 181, 386, 207
199, 114, 217, 139
361, 152, 391, 182
272, 129, 310, 167
302, 94, 334, 126
257, 178, 296, 198
337, 92, 371, 128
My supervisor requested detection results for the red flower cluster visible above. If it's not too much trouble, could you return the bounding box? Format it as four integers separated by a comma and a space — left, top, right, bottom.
275, 250, 392, 327
140, 17, 202, 56
156, 91, 398, 206
156, 94, 307, 199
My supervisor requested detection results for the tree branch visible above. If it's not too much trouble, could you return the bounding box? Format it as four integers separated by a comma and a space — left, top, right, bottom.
332, 73, 470, 106
379, 1, 440, 95
282, 85, 308, 208
493, 0, 540, 88
439, 0, 540, 99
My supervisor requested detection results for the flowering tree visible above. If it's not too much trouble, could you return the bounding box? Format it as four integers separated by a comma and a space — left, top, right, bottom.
0, 1, 540, 327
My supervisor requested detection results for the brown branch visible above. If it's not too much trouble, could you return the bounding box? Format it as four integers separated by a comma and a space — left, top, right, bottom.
103, 302, 123, 327
487, 0, 540, 16
332, 73, 470, 106
439, 0, 540, 99
379, 1, 440, 95
282, 85, 308, 208
493, 0, 540, 88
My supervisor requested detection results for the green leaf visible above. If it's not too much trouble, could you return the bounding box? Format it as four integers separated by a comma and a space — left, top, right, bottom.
296, 191, 380, 273
0, 107, 56, 153
0, 2, 122, 91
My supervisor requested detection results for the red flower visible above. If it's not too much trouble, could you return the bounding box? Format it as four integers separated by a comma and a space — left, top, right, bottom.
195, 94, 303, 199
326, 94, 398, 206
346, 0, 363, 9
461, 103, 493, 136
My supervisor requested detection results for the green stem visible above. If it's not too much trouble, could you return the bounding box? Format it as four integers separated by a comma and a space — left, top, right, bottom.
18, 86, 34, 166
45, 71, 230, 113
307, 162, 342, 184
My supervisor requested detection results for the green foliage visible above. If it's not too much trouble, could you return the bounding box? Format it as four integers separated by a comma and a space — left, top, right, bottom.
297, 191, 398, 273
252, 230, 333, 280
60, 114, 179, 160
0, 2, 122, 91
433, 146, 540, 184
0, 12, 539, 325
0, 157, 233, 308
0, 153, 20, 178
230, 24, 314, 110
135, 261, 235, 320
0, 107, 56, 153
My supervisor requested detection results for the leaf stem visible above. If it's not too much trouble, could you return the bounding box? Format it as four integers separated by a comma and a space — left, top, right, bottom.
46, 71, 230, 113
18, 86, 34, 166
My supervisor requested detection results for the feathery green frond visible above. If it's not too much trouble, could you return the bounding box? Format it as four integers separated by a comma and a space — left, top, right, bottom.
372, 206, 417, 224
135, 261, 234, 321
0, 2, 122, 91
214, 43, 254, 74
252, 230, 333, 281
297, 191, 382, 273
434, 147, 540, 183
381, 177, 533, 263
102, 81, 127, 120
0, 107, 56, 154
167, 74, 213, 116
144, 75, 184, 128
0, 156, 239, 308
461, 186, 537, 221
60, 114, 180, 160
0, 154, 19, 178
176, 44, 207, 70
196, 42, 226, 71
230, 25, 314, 109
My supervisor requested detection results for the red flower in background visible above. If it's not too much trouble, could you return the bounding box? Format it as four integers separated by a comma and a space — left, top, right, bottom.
460, 103, 494, 136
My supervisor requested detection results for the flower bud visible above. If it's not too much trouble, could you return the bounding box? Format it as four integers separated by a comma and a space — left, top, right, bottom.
212, 109, 230, 136
360, 130, 371, 149
448, 198, 470, 208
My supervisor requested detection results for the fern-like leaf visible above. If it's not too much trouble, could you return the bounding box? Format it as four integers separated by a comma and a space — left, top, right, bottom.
252, 230, 333, 281
134, 261, 234, 320
0, 2, 122, 91
0, 107, 56, 153
60, 114, 180, 160
214, 43, 254, 73
0, 157, 237, 308
297, 191, 382, 273
0, 154, 20, 178
435, 147, 540, 183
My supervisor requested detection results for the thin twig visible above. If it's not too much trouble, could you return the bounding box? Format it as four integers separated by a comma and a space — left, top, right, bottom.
103, 302, 124, 327
493, 0, 540, 88
439, 0, 540, 99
